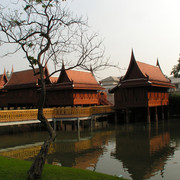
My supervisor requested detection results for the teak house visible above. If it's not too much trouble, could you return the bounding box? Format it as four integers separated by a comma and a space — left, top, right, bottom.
0, 64, 109, 109
46, 64, 105, 107
0, 67, 51, 109
110, 51, 174, 122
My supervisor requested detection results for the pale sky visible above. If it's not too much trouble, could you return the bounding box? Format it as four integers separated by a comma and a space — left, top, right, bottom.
1, 0, 180, 80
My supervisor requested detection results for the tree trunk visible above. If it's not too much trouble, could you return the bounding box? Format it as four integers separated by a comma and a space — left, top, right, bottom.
27, 66, 56, 180
27, 134, 56, 180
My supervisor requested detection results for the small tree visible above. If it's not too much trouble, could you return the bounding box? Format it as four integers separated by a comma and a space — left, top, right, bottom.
171, 55, 180, 77
0, 0, 111, 179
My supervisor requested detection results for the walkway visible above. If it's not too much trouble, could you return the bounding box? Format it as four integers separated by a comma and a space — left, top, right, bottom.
0, 105, 114, 126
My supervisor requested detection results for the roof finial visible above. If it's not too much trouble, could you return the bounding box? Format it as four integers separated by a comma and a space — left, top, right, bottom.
62, 60, 65, 70
3, 67, 6, 74
90, 64, 94, 76
11, 65, 14, 73
156, 58, 160, 67
90, 64, 93, 72
131, 48, 136, 62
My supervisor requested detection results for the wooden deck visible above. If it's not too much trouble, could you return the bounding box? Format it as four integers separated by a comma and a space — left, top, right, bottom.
0, 106, 114, 126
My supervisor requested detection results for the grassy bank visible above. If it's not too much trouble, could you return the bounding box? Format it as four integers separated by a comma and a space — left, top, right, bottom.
0, 156, 126, 180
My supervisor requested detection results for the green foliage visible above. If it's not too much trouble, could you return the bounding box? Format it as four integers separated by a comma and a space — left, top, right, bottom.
171, 59, 180, 78
169, 92, 180, 102
28, 56, 38, 65
24, 5, 31, 11
0, 156, 125, 180
28, 43, 34, 48
169, 92, 180, 115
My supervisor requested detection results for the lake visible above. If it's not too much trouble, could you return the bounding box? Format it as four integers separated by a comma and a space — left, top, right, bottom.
0, 118, 180, 180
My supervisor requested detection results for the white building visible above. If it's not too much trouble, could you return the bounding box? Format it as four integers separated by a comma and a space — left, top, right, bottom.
169, 77, 180, 92
99, 76, 120, 104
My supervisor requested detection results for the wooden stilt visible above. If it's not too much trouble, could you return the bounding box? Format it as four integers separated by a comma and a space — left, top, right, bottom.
60, 121, 63, 130
53, 119, 56, 131
125, 108, 129, 123
147, 107, 151, 123
167, 106, 170, 119
155, 106, 158, 122
90, 116, 93, 131
162, 106, 164, 120
115, 111, 118, 124
77, 118, 80, 131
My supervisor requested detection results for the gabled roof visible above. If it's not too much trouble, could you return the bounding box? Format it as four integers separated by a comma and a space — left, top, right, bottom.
100, 76, 120, 83
136, 61, 169, 83
57, 65, 103, 90
0, 68, 8, 89
111, 51, 174, 90
5, 66, 50, 89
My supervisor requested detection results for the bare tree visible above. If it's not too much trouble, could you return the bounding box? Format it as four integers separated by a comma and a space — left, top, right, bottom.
0, 0, 111, 179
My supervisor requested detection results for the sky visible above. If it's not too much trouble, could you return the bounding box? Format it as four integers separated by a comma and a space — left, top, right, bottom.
1, 0, 180, 80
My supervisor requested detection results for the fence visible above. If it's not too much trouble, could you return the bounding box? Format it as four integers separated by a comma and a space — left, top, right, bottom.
0, 105, 114, 123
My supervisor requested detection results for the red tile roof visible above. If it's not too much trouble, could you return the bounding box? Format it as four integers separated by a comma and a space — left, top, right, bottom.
58, 69, 103, 90
4, 65, 52, 89
136, 61, 169, 83
67, 70, 98, 84
5, 69, 40, 89
116, 51, 175, 89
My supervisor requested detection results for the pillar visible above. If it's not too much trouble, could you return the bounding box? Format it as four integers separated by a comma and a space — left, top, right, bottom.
155, 106, 158, 122
162, 106, 164, 120
147, 107, 151, 123
90, 116, 93, 131
60, 120, 63, 130
125, 108, 129, 123
77, 118, 80, 131
53, 119, 56, 131
115, 111, 118, 124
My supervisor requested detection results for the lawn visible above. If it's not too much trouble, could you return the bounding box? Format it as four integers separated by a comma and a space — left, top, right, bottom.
0, 156, 126, 180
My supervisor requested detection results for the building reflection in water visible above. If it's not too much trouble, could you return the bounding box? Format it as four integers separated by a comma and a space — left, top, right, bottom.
47, 130, 113, 170
112, 122, 176, 180
0, 120, 178, 180
0, 125, 114, 171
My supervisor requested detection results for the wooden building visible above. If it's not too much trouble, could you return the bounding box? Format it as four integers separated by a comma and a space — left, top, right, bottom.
0, 64, 109, 109
0, 67, 50, 109
110, 51, 175, 122
46, 64, 105, 107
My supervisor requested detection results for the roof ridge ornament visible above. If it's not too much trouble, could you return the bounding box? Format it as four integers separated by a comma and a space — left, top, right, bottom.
131, 49, 136, 62
11, 65, 14, 73
90, 64, 94, 77
156, 58, 160, 67
61, 60, 65, 70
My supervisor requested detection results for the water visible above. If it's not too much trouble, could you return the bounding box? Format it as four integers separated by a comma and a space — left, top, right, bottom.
0, 118, 180, 180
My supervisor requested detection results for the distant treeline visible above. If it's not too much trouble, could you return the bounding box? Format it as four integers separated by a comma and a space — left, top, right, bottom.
169, 92, 180, 115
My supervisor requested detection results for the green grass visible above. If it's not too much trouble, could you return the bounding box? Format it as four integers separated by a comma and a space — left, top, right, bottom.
0, 156, 126, 180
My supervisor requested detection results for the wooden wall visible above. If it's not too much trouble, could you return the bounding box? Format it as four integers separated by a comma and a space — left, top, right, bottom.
0, 88, 102, 108
114, 86, 169, 109
73, 90, 99, 105
0, 88, 38, 108
114, 87, 147, 109
46, 90, 73, 107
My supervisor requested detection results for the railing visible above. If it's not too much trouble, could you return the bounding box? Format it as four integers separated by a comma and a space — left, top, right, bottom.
0, 105, 114, 123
